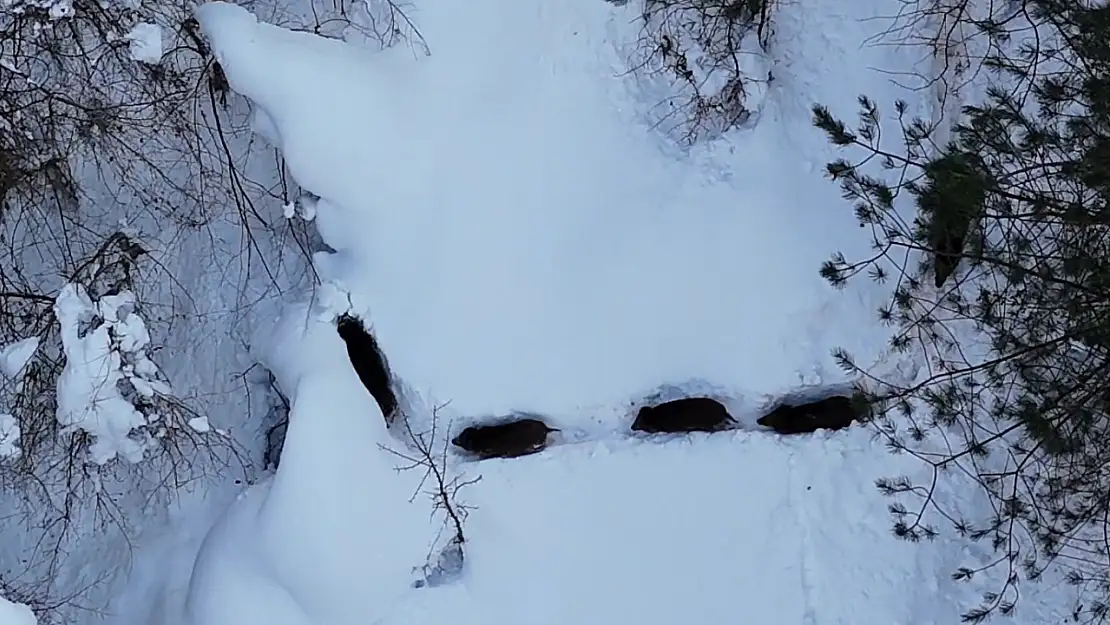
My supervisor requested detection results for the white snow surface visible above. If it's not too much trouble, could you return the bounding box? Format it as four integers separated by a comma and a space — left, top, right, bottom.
186, 416, 211, 433
125, 23, 164, 64
178, 302, 436, 625
0, 414, 19, 458
0, 337, 39, 378
110, 1, 1081, 625
194, 0, 911, 420
0, 596, 36, 625
172, 304, 1074, 625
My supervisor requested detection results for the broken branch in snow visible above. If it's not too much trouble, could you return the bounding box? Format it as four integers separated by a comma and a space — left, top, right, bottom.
379, 403, 479, 588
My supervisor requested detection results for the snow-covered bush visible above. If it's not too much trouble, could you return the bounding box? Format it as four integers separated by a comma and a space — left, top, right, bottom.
628, 0, 775, 143
0, 273, 249, 623
52, 282, 218, 465
343, 0, 429, 52
0, 0, 321, 614
813, 0, 1110, 618
0, 0, 230, 227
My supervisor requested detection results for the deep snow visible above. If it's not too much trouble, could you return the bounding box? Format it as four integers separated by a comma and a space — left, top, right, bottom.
0, 596, 37, 625
193, 0, 920, 421
90, 0, 1082, 623
171, 301, 1075, 625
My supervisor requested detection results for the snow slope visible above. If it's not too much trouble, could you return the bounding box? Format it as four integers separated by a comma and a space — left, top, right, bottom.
107, 0, 1082, 624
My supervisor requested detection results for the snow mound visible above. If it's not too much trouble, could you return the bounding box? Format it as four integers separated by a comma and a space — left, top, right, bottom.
194, 0, 901, 420
0, 337, 39, 378
0, 596, 36, 625
181, 301, 435, 625
125, 23, 164, 64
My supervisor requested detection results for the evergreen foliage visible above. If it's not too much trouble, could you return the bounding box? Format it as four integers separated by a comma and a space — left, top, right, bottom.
813, 0, 1110, 621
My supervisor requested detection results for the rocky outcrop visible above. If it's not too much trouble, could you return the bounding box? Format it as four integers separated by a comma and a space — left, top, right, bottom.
452, 418, 559, 459
631, 397, 736, 433
335, 314, 397, 423
756, 394, 868, 435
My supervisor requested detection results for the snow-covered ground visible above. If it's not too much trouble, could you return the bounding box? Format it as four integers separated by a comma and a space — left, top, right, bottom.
152, 302, 1075, 625
195, 0, 917, 422
71, 0, 1079, 622
0, 595, 37, 625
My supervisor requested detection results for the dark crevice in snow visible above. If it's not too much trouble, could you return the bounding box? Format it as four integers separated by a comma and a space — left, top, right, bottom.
255, 367, 291, 470
265, 416, 288, 470
335, 313, 397, 424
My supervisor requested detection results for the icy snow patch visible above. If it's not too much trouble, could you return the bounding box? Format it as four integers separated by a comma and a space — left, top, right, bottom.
126, 23, 164, 64
0, 337, 39, 378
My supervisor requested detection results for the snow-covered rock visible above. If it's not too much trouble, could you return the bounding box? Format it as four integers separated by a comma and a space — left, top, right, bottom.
0, 338, 39, 378
125, 23, 164, 64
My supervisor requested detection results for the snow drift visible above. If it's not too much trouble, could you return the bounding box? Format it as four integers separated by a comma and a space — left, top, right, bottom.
192, 0, 908, 421
180, 300, 435, 625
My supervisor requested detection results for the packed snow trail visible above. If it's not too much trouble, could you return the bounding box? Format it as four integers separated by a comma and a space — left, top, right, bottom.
179, 336, 1077, 625
168, 303, 1077, 625
193, 0, 921, 421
